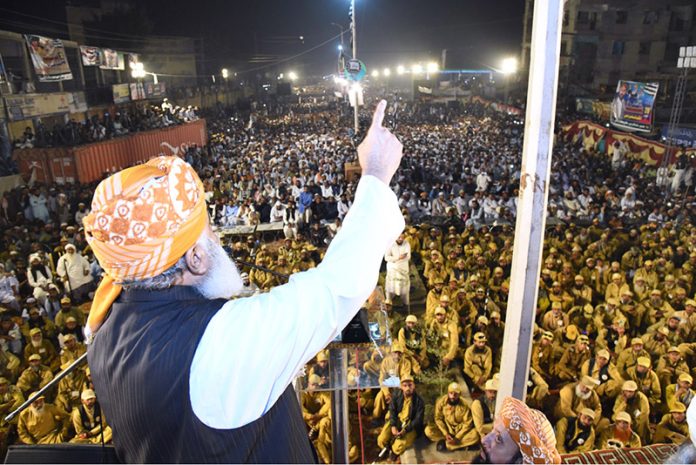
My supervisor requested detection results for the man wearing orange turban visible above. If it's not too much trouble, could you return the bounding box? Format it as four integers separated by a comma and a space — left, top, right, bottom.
84, 100, 405, 463
474, 397, 561, 464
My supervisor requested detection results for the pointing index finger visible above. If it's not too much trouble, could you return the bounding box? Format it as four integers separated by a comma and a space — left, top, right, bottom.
370, 100, 387, 130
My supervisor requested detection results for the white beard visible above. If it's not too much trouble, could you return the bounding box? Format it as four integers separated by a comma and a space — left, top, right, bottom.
196, 238, 244, 300
576, 384, 592, 400
31, 339, 42, 348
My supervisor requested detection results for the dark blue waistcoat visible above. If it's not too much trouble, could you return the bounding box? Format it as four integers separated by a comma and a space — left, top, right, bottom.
88, 286, 315, 463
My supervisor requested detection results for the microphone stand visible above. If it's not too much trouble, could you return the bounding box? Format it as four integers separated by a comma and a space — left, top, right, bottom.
6, 256, 291, 422
4, 352, 87, 423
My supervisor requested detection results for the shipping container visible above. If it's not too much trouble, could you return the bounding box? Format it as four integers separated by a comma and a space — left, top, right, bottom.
13, 119, 207, 184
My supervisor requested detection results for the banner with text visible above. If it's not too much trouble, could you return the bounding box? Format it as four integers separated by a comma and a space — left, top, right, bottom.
610, 80, 659, 133
5, 92, 87, 121
24, 34, 73, 82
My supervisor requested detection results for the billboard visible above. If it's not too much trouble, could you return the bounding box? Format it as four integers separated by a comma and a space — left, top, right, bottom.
24, 34, 73, 82
610, 80, 659, 133
144, 82, 166, 99
5, 92, 87, 121
100, 49, 125, 70
130, 82, 146, 100
80, 46, 102, 66
112, 84, 131, 104
662, 125, 696, 149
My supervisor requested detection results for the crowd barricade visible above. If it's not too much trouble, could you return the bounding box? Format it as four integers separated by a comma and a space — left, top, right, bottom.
562, 120, 696, 166
13, 119, 207, 184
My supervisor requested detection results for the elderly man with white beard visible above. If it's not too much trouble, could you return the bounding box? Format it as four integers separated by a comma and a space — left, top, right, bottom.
84, 100, 405, 463
17, 393, 69, 444
554, 375, 602, 426
56, 243, 94, 303
384, 233, 411, 310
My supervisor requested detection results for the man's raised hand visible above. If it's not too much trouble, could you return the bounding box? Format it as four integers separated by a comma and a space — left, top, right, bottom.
358, 100, 403, 185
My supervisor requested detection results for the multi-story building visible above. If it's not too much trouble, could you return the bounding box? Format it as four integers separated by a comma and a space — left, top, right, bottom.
521, 0, 695, 96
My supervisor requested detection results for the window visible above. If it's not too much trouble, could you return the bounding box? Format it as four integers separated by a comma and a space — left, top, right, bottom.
639, 42, 651, 55
643, 10, 658, 25
616, 10, 628, 24
612, 41, 625, 55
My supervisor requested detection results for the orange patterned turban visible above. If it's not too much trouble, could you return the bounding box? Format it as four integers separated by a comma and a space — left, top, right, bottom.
83, 156, 208, 334
499, 397, 561, 464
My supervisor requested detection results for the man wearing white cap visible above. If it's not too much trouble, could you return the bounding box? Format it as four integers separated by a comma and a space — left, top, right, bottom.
17, 392, 69, 444
0, 264, 19, 312
554, 375, 602, 425
425, 382, 478, 451
612, 380, 651, 444
471, 379, 497, 438
237, 272, 259, 297
384, 233, 411, 310
555, 407, 596, 454
398, 314, 427, 371
56, 243, 93, 303
70, 389, 112, 444
597, 411, 641, 449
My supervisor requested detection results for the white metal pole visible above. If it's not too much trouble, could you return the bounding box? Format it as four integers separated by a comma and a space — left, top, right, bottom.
495, 0, 565, 412
352, 0, 359, 135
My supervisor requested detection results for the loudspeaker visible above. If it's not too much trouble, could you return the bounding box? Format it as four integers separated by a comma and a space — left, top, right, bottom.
4, 444, 120, 464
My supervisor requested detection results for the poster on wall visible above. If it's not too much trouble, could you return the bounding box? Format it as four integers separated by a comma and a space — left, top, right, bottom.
130, 82, 146, 100
100, 49, 125, 70
4, 92, 86, 121
80, 46, 102, 66
113, 83, 131, 103
144, 82, 166, 99
24, 34, 73, 82
610, 80, 659, 133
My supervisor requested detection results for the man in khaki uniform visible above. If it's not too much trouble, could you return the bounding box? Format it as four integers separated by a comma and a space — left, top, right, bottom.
463, 333, 492, 391
612, 380, 651, 444
17, 393, 69, 444
554, 375, 602, 425
556, 334, 591, 385
641, 326, 671, 365
70, 389, 112, 444
581, 349, 622, 402
398, 315, 427, 372
653, 402, 689, 444
656, 346, 690, 390
23, 328, 60, 373
0, 377, 23, 453
16, 355, 53, 398
541, 301, 568, 332
555, 408, 596, 454
60, 334, 86, 365
301, 375, 332, 463
424, 382, 478, 451
531, 331, 555, 379
471, 379, 497, 438
426, 307, 458, 368
616, 338, 649, 378
625, 356, 661, 409
597, 411, 641, 449
376, 375, 424, 462
526, 367, 550, 410
664, 373, 695, 412
55, 362, 87, 414
54, 297, 85, 330
372, 343, 413, 419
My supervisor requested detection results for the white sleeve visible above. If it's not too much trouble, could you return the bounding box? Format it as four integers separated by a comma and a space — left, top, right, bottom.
190, 175, 404, 429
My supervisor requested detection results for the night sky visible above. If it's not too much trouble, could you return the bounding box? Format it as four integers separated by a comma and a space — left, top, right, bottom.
0, 0, 524, 77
